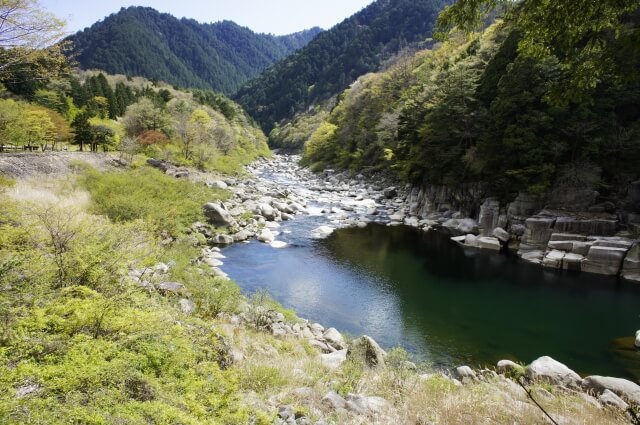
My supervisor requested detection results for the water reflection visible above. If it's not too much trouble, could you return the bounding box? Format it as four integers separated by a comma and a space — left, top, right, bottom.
222, 223, 640, 380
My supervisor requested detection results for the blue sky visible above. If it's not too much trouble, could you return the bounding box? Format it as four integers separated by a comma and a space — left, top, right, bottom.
41, 0, 375, 35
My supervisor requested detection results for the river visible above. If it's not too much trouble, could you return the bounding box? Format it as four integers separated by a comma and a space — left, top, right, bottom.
221, 157, 640, 381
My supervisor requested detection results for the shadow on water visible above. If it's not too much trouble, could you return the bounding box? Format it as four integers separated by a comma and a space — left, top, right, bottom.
222, 223, 640, 381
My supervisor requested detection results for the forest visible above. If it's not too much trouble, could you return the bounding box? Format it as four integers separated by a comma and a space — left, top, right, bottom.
68, 6, 322, 95
235, 0, 451, 132
298, 2, 640, 204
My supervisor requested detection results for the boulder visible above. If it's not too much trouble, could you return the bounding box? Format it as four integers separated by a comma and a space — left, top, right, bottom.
156, 281, 184, 294
311, 226, 334, 239
581, 246, 628, 276
582, 375, 640, 406
622, 244, 640, 283
542, 250, 565, 269
272, 200, 294, 214
525, 356, 581, 388
519, 217, 556, 253
497, 360, 522, 375
383, 187, 397, 199
457, 218, 479, 235
321, 391, 347, 410
178, 298, 195, 314
257, 203, 276, 220
465, 234, 479, 248
345, 393, 391, 415
547, 240, 575, 251
319, 349, 347, 370
562, 253, 584, 271
257, 228, 275, 243
493, 227, 510, 243
323, 327, 346, 350
599, 389, 629, 410
477, 237, 501, 251
233, 229, 252, 242
146, 158, 172, 172
203, 203, 236, 227
478, 198, 501, 236
348, 335, 387, 367
212, 234, 234, 245
209, 180, 228, 190
636, 330, 640, 350
454, 366, 477, 383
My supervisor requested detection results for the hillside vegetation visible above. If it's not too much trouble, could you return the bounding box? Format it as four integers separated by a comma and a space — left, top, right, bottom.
236, 0, 451, 131
299, 13, 640, 202
0, 68, 270, 174
68, 7, 322, 95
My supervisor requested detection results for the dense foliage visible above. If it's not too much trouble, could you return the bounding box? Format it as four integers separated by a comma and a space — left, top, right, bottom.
0, 68, 270, 172
301, 15, 640, 200
0, 173, 274, 424
236, 0, 451, 132
68, 6, 322, 95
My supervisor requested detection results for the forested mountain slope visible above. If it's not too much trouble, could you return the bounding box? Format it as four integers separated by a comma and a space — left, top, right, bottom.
67, 7, 322, 95
236, 0, 451, 131
300, 15, 640, 202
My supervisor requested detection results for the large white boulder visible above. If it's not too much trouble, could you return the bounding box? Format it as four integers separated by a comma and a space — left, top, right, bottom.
525, 356, 581, 388
258, 228, 275, 243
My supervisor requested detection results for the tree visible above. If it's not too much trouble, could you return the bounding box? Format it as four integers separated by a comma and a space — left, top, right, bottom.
0, 0, 69, 83
71, 110, 92, 151
91, 124, 115, 152
121, 98, 172, 137
436, 0, 640, 102
10, 106, 55, 150
185, 108, 214, 167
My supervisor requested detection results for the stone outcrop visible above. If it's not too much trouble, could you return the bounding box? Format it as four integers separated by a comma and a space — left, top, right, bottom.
582, 375, 640, 406
622, 244, 640, 282
518, 217, 556, 253
478, 198, 501, 236
203, 203, 236, 227
525, 356, 581, 388
581, 245, 628, 275
348, 335, 387, 367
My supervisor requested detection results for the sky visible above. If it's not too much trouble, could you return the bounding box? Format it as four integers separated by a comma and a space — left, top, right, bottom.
41, 0, 375, 35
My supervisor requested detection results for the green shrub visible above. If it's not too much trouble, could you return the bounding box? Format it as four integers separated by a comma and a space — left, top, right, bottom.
240, 364, 285, 393
81, 167, 228, 236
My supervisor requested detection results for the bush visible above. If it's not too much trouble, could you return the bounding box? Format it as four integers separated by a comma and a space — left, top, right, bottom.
240, 364, 285, 393
82, 167, 228, 236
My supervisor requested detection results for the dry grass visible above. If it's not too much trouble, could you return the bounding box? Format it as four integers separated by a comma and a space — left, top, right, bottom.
216, 317, 632, 425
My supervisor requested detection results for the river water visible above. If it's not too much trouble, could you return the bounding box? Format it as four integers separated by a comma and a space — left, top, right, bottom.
221, 160, 640, 381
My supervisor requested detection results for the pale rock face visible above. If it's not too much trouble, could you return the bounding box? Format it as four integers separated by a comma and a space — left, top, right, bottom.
493, 227, 510, 243
319, 349, 347, 369
345, 393, 391, 416
323, 327, 346, 350
525, 356, 581, 388
203, 202, 236, 227
599, 389, 629, 410
581, 245, 628, 275
582, 375, 640, 406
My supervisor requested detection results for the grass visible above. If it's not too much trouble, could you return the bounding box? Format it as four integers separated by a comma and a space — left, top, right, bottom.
81, 166, 229, 236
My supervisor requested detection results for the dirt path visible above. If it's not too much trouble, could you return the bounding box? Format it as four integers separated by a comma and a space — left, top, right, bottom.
0, 152, 121, 178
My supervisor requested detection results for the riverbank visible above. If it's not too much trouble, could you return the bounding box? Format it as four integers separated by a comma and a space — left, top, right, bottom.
0, 152, 638, 424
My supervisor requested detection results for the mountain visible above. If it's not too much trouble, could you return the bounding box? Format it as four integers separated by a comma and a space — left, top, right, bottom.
67, 6, 322, 95
235, 0, 451, 131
